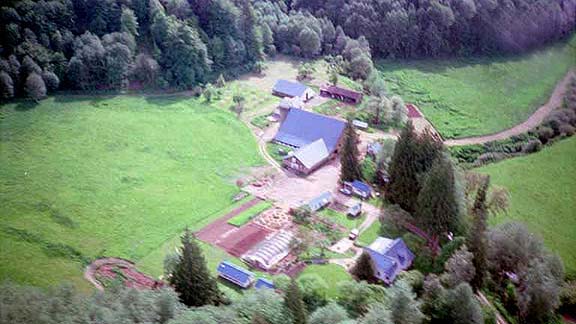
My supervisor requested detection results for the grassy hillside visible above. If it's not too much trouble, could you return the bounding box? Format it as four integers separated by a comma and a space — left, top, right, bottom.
378, 37, 576, 139
0, 95, 263, 289
476, 137, 576, 275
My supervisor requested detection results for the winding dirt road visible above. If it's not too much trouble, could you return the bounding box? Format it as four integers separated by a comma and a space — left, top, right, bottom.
445, 69, 575, 146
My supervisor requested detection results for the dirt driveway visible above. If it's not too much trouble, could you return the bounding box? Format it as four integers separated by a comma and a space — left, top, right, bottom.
245, 158, 342, 208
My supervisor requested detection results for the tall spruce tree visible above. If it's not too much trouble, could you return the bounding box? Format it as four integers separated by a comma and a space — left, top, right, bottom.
387, 121, 420, 212
415, 156, 462, 239
351, 252, 375, 282
467, 176, 490, 290
340, 118, 362, 182
284, 279, 307, 324
169, 228, 222, 307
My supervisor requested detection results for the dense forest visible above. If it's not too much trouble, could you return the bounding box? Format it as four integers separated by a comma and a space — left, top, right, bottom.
0, 0, 574, 100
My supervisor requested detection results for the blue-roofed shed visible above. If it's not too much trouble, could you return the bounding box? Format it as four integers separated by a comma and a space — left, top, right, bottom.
274, 109, 346, 154
254, 278, 275, 290
344, 180, 372, 199
217, 261, 255, 288
307, 191, 332, 212
273, 80, 315, 101
364, 237, 414, 284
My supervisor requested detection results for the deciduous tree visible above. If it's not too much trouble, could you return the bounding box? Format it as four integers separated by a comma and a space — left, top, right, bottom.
24, 72, 46, 101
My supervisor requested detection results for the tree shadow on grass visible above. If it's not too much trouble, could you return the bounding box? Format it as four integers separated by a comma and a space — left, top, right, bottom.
14, 100, 39, 111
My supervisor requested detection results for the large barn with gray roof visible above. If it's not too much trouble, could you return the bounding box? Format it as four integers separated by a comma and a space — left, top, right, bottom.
274, 108, 346, 175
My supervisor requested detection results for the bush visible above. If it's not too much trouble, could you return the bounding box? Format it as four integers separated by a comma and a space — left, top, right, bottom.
560, 281, 576, 314
473, 152, 510, 167
537, 126, 555, 144
521, 139, 542, 153
559, 123, 575, 137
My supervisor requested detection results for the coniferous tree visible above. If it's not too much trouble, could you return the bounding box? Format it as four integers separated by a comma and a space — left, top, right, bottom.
237, 0, 263, 63
351, 252, 374, 282
340, 118, 362, 182
284, 279, 307, 324
467, 176, 489, 290
169, 228, 222, 307
415, 156, 462, 239
387, 121, 420, 212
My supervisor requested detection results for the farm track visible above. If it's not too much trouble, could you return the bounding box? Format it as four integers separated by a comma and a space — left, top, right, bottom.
445, 69, 575, 146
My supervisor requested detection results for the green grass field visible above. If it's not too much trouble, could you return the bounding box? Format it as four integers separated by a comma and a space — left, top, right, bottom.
0, 95, 263, 289
476, 137, 576, 275
378, 37, 575, 139
318, 208, 364, 231
357, 220, 381, 247
227, 201, 272, 226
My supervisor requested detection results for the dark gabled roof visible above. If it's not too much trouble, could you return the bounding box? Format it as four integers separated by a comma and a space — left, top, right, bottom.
347, 202, 362, 216
364, 237, 414, 283
254, 278, 275, 289
290, 139, 329, 169
321, 85, 363, 101
274, 109, 346, 153
217, 261, 254, 288
273, 80, 309, 97
351, 180, 371, 194
308, 191, 332, 212
365, 247, 398, 278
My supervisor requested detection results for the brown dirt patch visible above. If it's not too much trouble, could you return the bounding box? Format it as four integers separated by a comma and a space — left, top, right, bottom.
85, 257, 163, 291
196, 197, 272, 256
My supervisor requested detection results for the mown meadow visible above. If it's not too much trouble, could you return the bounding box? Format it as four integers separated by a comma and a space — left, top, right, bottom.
476, 137, 576, 276
378, 37, 576, 139
0, 94, 264, 290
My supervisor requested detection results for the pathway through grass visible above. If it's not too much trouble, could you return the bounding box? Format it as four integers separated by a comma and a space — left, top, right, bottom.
379, 37, 576, 139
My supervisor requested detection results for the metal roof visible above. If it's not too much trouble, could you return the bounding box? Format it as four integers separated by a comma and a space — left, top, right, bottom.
353, 120, 368, 129
347, 202, 362, 216
351, 180, 372, 194
273, 80, 309, 98
364, 237, 414, 283
320, 85, 363, 101
217, 261, 254, 288
242, 230, 294, 270
308, 191, 332, 212
274, 109, 346, 153
254, 278, 275, 289
290, 139, 329, 169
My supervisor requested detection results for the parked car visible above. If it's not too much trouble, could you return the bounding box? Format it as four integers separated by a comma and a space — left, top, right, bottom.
339, 187, 352, 196
349, 228, 359, 240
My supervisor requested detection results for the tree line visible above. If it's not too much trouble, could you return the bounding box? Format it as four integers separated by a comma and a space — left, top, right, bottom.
0, 0, 374, 101
291, 0, 576, 58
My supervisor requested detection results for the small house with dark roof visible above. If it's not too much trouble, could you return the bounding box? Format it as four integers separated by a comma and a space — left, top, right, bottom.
343, 180, 372, 199
320, 85, 363, 104
273, 80, 315, 101
364, 237, 414, 284
217, 261, 255, 288
283, 139, 330, 175
307, 191, 332, 212
347, 202, 362, 218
